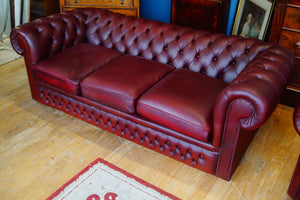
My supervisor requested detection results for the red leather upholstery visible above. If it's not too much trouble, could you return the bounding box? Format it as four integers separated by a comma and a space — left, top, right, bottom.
10, 8, 295, 180
288, 103, 300, 200
137, 69, 228, 142
32, 43, 122, 95
85, 9, 265, 83
37, 86, 220, 174
10, 12, 87, 65
81, 55, 173, 113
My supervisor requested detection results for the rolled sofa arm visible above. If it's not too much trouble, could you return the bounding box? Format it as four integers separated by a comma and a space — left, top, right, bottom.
213, 44, 294, 180
10, 11, 87, 65
213, 44, 294, 148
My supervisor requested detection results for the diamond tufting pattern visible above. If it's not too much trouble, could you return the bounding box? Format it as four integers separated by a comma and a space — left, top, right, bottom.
38, 86, 219, 174
83, 9, 271, 83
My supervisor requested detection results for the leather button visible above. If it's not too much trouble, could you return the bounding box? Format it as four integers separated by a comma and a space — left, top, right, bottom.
175, 146, 180, 153
181, 154, 185, 160
159, 145, 164, 151
192, 159, 197, 165
186, 150, 191, 158
165, 141, 170, 148
154, 137, 159, 145
179, 50, 183, 55
195, 53, 200, 58
170, 150, 175, 156
213, 57, 218, 61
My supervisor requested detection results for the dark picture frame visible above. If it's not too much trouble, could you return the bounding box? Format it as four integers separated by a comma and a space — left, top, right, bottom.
232, 0, 274, 40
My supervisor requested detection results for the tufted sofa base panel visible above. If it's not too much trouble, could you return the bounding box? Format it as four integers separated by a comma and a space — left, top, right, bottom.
36, 85, 219, 175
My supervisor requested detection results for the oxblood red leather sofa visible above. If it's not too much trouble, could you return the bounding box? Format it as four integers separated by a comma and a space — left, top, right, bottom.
288, 103, 300, 200
10, 8, 295, 180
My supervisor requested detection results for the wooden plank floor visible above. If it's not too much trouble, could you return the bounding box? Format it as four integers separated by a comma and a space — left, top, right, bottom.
0, 58, 299, 200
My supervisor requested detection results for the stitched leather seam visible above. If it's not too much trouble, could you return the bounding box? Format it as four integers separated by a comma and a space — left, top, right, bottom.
216, 99, 235, 178
216, 98, 254, 179
33, 68, 78, 86
78, 53, 124, 85
227, 101, 241, 180
134, 69, 175, 106
81, 85, 134, 102
138, 102, 211, 131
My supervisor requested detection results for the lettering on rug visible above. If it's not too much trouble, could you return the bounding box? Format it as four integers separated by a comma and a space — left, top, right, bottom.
87, 192, 118, 200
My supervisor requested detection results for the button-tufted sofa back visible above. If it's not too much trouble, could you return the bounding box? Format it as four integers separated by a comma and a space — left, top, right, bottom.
11, 8, 276, 83
83, 9, 273, 83
10, 9, 86, 66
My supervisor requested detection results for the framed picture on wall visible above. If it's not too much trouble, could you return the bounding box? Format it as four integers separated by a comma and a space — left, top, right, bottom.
231, 0, 274, 40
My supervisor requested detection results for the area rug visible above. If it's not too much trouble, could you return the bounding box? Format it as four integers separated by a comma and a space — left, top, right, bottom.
46, 158, 180, 200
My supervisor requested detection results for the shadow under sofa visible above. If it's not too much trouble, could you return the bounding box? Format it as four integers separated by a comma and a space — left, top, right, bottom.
10, 8, 294, 180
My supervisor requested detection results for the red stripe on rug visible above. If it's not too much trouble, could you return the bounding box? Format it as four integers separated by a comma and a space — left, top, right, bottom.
46, 158, 181, 200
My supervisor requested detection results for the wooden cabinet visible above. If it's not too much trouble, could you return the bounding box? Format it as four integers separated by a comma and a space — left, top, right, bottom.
30, 0, 60, 20
59, 0, 139, 17
171, 0, 230, 33
269, 0, 300, 107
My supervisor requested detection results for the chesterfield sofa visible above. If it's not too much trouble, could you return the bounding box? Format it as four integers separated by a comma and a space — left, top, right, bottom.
10, 8, 294, 180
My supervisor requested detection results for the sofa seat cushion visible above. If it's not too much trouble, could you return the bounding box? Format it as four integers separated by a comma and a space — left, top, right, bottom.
32, 43, 122, 95
80, 55, 174, 113
137, 69, 228, 142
